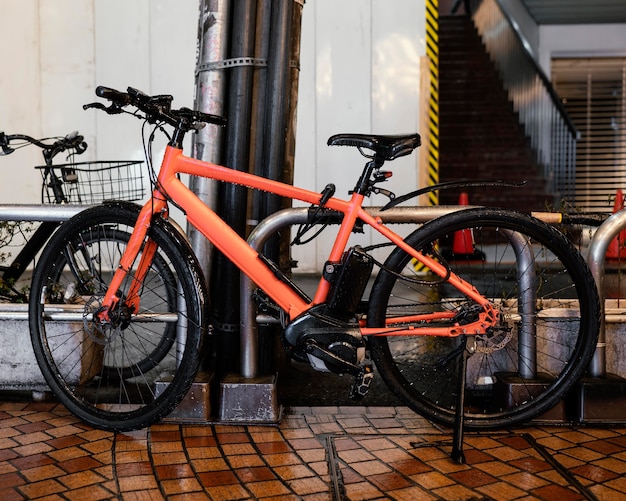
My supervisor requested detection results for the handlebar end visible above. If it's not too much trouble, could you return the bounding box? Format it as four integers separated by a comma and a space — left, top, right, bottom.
0, 132, 13, 156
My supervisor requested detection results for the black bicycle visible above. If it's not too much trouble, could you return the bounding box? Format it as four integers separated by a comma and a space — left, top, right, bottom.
1, 131, 178, 380
0, 131, 147, 297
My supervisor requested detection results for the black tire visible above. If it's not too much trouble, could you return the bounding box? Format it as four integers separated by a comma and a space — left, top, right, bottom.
49, 227, 178, 380
29, 204, 207, 432
367, 208, 600, 429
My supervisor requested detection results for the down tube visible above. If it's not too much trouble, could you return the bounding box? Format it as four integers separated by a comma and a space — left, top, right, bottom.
164, 175, 309, 319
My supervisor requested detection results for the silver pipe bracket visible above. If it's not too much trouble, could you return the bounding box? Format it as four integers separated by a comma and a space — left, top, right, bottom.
196, 57, 268, 75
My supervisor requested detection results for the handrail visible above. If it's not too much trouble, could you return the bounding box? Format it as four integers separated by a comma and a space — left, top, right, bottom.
472, 0, 578, 205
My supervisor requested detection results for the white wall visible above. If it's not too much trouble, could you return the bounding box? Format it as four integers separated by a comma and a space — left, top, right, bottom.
0, 0, 426, 271
293, 0, 426, 271
538, 24, 626, 78
0, 0, 199, 204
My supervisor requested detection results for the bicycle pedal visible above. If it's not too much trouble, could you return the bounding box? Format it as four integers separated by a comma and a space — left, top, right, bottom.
350, 364, 374, 400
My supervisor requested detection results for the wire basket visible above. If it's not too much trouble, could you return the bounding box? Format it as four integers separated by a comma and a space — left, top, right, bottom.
36, 160, 145, 204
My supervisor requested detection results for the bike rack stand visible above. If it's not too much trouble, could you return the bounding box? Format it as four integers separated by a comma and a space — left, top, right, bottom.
221, 206, 475, 422
582, 210, 626, 422
221, 205, 537, 433
0, 205, 90, 390
0, 204, 89, 223
4, 203, 623, 430
222, 205, 540, 462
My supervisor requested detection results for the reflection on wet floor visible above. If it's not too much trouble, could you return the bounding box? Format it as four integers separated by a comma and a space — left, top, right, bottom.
1, 401, 626, 500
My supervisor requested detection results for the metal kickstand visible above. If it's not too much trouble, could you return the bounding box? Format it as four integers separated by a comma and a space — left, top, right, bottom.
451, 335, 471, 464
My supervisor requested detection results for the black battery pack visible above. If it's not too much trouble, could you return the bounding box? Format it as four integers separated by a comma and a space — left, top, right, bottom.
327, 246, 373, 316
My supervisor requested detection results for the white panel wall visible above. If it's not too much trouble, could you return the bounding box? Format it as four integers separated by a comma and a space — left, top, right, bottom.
0, 0, 198, 204
293, 0, 426, 271
0, 0, 426, 271
538, 24, 626, 78
0, 1, 42, 203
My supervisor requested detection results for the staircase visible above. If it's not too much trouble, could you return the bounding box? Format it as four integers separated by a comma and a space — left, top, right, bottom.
438, 15, 554, 212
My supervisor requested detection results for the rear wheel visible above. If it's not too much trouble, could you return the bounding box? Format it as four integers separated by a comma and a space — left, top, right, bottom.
29, 204, 206, 431
368, 208, 600, 429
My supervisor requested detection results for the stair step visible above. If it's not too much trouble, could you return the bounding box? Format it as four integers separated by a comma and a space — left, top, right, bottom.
437, 14, 551, 211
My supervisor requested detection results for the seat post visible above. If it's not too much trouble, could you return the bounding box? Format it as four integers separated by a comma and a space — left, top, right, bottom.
353, 158, 383, 195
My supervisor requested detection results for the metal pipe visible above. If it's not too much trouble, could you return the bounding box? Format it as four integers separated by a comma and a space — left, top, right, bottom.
212, 0, 258, 375
0, 204, 90, 221
587, 210, 626, 377
504, 229, 537, 378
260, 0, 293, 262
191, 0, 230, 280
248, 0, 272, 231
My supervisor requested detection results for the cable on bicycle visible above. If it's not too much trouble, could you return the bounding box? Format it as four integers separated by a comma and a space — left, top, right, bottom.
350, 237, 454, 287
291, 184, 336, 246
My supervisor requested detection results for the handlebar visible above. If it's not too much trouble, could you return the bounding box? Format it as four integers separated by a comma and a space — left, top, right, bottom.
0, 130, 87, 164
83, 86, 227, 136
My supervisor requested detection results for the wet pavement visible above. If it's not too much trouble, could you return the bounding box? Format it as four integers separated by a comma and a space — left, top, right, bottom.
1, 398, 626, 500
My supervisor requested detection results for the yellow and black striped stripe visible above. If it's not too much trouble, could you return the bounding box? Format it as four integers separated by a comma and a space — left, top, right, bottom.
413, 0, 439, 273
425, 0, 439, 207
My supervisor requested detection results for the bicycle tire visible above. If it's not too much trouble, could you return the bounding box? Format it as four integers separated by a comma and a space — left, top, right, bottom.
367, 207, 600, 430
29, 204, 207, 431
49, 226, 178, 380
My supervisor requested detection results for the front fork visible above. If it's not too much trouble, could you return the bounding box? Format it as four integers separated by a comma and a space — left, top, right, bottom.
95, 195, 167, 324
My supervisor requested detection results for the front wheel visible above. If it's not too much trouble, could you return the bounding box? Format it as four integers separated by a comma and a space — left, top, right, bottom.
29, 204, 207, 432
367, 208, 600, 429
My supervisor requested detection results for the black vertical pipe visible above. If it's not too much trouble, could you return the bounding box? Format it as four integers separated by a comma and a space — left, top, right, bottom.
283, 1, 303, 188
252, 1, 303, 376
211, 0, 257, 376
245, 0, 274, 375
260, 0, 293, 263
279, 1, 303, 270
248, 0, 272, 233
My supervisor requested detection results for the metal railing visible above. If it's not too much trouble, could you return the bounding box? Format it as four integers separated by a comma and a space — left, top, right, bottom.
472, 0, 578, 206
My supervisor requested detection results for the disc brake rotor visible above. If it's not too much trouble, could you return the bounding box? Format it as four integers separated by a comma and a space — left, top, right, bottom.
83, 296, 122, 345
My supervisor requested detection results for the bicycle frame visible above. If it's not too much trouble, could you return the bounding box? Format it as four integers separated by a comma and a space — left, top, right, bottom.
100, 145, 498, 338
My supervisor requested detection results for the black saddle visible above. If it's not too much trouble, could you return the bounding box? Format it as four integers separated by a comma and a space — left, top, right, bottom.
327, 133, 421, 161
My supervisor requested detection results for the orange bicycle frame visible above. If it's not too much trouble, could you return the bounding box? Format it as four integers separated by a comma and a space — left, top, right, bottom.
100, 145, 498, 337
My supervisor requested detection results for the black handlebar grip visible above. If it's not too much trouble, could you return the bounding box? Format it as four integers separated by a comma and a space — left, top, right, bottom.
0, 132, 14, 155
96, 86, 131, 106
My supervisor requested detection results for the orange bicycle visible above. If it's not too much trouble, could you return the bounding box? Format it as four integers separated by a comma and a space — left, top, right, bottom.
29, 86, 600, 433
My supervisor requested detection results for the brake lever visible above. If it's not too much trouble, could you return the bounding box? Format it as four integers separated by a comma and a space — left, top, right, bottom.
83, 102, 124, 115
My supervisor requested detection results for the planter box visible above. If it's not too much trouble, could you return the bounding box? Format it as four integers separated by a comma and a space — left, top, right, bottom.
0, 303, 102, 391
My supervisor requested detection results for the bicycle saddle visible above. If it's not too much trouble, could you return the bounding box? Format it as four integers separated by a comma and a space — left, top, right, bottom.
327, 133, 421, 161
